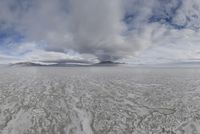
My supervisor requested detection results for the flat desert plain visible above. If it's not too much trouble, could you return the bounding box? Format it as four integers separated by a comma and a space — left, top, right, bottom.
0, 66, 199, 134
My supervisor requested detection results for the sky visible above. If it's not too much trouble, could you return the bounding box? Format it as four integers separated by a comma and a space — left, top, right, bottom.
0, 0, 200, 64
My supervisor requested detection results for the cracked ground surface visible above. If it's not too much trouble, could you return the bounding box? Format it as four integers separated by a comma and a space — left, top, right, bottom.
0, 66, 200, 134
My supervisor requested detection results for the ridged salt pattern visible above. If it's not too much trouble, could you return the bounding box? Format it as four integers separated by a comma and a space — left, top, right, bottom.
0, 66, 200, 134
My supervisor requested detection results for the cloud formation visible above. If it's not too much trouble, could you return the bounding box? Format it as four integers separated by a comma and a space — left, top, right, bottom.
0, 0, 200, 64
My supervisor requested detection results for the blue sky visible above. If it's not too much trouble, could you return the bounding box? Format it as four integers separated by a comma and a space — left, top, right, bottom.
1, 0, 200, 64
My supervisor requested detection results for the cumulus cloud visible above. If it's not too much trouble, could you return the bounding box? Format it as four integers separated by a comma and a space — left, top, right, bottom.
0, 0, 200, 64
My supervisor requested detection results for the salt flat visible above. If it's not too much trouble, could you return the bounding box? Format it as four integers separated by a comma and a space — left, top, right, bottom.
0, 66, 200, 134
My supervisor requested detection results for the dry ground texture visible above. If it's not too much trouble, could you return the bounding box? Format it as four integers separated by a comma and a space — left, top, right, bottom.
0, 66, 200, 134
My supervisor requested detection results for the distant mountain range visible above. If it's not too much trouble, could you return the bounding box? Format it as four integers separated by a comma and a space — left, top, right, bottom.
10, 62, 92, 67
10, 62, 44, 67
94, 61, 124, 66
9, 60, 124, 67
